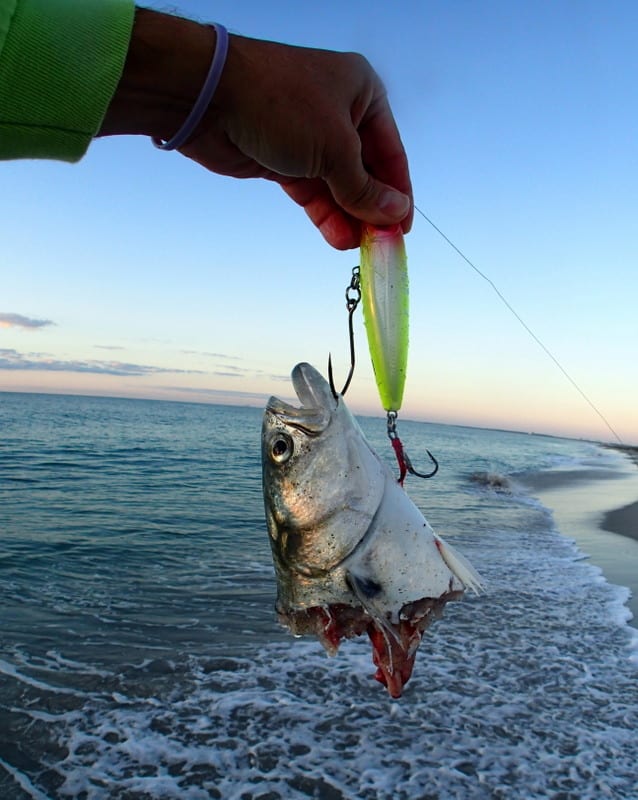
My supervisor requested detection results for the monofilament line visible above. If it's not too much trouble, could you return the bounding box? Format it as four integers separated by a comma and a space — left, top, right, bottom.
414, 205, 623, 445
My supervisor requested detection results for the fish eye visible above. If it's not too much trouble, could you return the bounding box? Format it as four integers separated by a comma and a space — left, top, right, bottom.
270, 433, 293, 464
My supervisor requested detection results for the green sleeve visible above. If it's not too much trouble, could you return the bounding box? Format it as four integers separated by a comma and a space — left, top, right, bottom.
0, 0, 135, 162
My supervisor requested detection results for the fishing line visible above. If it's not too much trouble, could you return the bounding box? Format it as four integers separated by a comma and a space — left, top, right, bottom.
414, 205, 624, 445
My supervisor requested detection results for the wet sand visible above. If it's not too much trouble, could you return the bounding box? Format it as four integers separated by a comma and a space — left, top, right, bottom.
602, 500, 638, 540
520, 447, 638, 627
600, 445, 638, 541
606, 444, 638, 468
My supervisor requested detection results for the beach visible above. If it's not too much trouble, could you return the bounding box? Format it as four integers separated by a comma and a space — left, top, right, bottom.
519, 443, 638, 626
601, 446, 638, 540
603, 499, 638, 539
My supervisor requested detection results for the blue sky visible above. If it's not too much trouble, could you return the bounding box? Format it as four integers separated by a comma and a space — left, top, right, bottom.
2, 0, 637, 443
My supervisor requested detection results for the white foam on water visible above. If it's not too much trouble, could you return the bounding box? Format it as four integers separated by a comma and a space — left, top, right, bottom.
0, 757, 53, 800
41, 623, 637, 800
6, 515, 636, 800
0, 658, 90, 698
3, 420, 638, 799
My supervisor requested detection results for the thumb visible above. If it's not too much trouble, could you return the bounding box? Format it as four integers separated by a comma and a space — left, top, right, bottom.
326, 152, 410, 226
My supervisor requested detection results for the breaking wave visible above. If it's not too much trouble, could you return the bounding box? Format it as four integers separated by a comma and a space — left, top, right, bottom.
468, 470, 512, 492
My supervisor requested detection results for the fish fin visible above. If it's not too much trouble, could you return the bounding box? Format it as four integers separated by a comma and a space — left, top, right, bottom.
434, 535, 484, 595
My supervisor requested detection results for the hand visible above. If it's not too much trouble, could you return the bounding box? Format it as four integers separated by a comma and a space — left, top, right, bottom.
100, 10, 412, 250
186, 34, 413, 250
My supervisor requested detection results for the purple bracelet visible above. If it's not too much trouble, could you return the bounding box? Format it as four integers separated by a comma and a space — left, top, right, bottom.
152, 23, 229, 151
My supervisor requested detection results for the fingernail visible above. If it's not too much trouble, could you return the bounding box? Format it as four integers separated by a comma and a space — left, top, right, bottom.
377, 190, 410, 217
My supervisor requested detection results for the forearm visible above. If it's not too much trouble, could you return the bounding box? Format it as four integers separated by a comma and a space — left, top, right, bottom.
98, 8, 216, 142
0, 0, 134, 161
1, 2, 411, 248
101, 7, 412, 249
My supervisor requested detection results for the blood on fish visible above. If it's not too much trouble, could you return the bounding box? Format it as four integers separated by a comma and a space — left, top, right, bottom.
279, 591, 462, 697
366, 593, 461, 697
368, 624, 415, 698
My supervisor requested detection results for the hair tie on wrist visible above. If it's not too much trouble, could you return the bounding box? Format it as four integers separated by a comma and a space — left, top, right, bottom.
153, 23, 229, 151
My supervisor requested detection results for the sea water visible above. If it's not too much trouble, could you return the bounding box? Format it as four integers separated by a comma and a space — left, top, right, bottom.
1, 392, 637, 800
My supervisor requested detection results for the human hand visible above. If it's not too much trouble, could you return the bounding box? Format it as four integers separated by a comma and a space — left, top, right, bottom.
185, 34, 413, 250
100, 10, 412, 250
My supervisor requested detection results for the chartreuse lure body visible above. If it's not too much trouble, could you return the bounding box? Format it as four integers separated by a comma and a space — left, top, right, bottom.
359, 224, 409, 412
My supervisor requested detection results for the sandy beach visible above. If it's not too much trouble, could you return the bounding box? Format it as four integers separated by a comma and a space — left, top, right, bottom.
602, 499, 638, 540
601, 445, 638, 542
521, 443, 638, 627
608, 444, 638, 468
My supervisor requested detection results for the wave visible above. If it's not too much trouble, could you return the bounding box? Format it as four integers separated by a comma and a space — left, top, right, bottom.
469, 470, 512, 492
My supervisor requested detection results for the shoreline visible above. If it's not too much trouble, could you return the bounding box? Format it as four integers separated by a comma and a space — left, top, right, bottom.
520, 446, 638, 628
599, 445, 638, 542
604, 443, 638, 468
601, 500, 638, 541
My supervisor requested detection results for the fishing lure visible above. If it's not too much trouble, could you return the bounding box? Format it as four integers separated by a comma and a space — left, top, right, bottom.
360, 224, 438, 483
329, 224, 437, 483
359, 224, 409, 413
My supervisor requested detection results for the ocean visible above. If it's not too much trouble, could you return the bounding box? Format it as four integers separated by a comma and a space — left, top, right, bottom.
1, 391, 637, 800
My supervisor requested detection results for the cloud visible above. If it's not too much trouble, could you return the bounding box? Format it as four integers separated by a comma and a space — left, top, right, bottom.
0, 349, 204, 377
0, 312, 54, 330
94, 345, 126, 351
158, 385, 289, 404
177, 351, 289, 384
163, 386, 266, 399
177, 351, 290, 383
208, 366, 292, 382
180, 350, 242, 360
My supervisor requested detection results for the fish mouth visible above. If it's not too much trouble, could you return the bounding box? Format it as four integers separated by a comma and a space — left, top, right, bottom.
266, 363, 337, 435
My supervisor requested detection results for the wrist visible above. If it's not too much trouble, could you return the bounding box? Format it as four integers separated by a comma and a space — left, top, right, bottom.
98, 9, 216, 141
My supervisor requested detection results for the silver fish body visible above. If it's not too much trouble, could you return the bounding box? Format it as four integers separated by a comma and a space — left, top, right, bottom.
262, 363, 482, 697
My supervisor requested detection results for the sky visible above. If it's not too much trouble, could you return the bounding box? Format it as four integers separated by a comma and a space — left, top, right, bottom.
2, 0, 637, 444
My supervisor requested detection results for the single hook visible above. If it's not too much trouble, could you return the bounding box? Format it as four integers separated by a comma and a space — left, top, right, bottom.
328, 266, 360, 400
328, 351, 355, 400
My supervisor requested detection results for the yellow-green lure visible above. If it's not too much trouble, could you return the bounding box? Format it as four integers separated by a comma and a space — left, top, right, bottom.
359, 224, 409, 413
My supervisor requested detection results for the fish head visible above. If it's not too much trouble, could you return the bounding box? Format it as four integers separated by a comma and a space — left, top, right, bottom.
262, 363, 384, 606
261, 363, 483, 698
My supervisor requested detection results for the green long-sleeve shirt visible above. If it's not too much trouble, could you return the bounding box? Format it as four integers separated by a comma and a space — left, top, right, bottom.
0, 0, 134, 161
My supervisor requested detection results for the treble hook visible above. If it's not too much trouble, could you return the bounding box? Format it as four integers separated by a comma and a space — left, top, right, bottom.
387, 411, 439, 485
329, 266, 361, 400
404, 447, 439, 479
